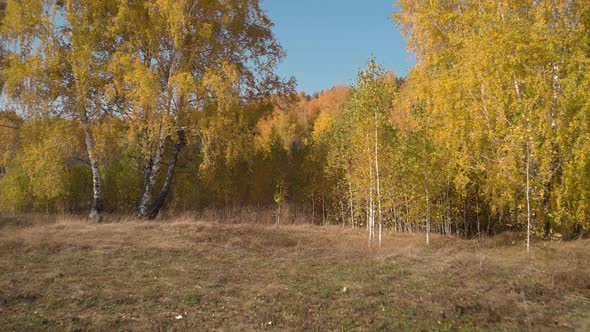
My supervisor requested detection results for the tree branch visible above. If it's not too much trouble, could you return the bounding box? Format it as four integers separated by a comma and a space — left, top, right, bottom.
0, 124, 19, 130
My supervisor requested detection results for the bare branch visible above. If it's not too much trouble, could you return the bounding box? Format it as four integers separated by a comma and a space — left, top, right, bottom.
0, 124, 19, 130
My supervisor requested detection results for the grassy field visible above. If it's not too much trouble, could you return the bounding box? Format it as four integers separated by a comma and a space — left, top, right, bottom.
0, 215, 589, 331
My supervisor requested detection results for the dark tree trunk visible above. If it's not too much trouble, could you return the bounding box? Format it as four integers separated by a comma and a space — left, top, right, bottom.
137, 124, 166, 218
146, 131, 185, 220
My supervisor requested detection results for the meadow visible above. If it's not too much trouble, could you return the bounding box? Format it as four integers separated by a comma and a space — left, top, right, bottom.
0, 215, 588, 331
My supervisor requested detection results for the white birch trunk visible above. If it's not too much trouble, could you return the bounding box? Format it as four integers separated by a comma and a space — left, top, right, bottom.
137, 122, 166, 217
145, 130, 185, 219
81, 115, 103, 222
349, 179, 354, 229
422, 136, 430, 245
368, 141, 375, 247
526, 145, 531, 254
426, 187, 430, 246
374, 110, 383, 247
366, 195, 369, 231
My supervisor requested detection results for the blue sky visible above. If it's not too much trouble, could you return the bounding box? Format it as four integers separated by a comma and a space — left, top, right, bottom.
261, 0, 414, 94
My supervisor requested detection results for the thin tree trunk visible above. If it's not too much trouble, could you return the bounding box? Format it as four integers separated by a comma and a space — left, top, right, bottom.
81, 116, 103, 222
462, 198, 467, 237
322, 190, 326, 225
348, 175, 354, 229
476, 192, 480, 240
366, 196, 369, 231
393, 205, 398, 232
424, 173, 430, 245
146, 130, 185, 220
368, 148, 375, 247
541, 63, 561, 238
422, 136, 430, 245
339, 198, 345, 226
526, 144, 531, 254
312, 197, 315, 224
445, 179, 451, 235
513, 73, 521, 98
374, 110, 383, 247
138, 123, 167, 217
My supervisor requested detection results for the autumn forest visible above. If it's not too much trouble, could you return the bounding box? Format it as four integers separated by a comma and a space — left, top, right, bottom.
2, 0, 590, 330
1, 0, 590, 245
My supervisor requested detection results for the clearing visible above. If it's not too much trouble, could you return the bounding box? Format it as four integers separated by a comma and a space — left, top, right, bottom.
0, 215, 589, 331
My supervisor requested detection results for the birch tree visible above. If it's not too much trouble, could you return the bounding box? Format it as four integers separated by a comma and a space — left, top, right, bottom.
348, 60, 396, 246
109, 0, 291, 219
2, 0, 118, 221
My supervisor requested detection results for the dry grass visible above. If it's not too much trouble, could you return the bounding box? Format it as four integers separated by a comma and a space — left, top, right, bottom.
0, 214, 589, 331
